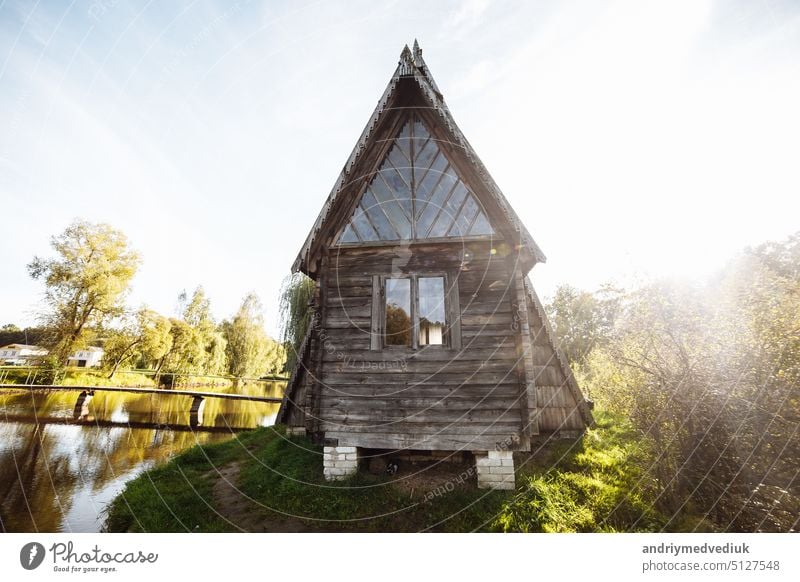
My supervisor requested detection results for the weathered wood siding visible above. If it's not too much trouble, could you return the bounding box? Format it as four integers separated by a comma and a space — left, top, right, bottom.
526, 284, 588, 432
317, 241, 528, 452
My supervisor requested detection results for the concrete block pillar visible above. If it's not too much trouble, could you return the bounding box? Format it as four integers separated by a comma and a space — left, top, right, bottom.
323, 446, 358, 481
286, 426, 306, 438
475, 450, 515, 490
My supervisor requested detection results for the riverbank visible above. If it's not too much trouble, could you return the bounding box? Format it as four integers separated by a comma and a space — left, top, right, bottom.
105, 411, 694, 532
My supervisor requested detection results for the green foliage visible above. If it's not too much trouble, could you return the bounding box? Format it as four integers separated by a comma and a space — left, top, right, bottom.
152, 288, 228, 378
546, 283, 622, 365
222, 293, 286, 378
27, 220, 140, 366
496, 411, 666, 532
138, 310, 173, 366
278, 273, 316, 372
571, 232, 800, 531
0, 326, 48, 349
101, 308, 174, 378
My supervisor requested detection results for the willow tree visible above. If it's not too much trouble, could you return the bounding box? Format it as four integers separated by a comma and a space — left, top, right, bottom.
28, 220, 140, 366
278, 273, 315, 372
223, 293, 286, 379
102, 308, 172, 378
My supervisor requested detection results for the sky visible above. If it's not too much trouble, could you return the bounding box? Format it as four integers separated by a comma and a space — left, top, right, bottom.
1, 0, 799, 337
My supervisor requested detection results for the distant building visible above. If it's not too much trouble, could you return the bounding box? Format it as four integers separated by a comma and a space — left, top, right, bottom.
67, 347, 105, 368
0, 344, 49, 365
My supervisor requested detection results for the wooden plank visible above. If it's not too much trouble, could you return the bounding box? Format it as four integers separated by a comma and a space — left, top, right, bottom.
323, 362, 520, 376
320, 409, 522, 423
324, 430, 527, 452
319, 396, 525, 410
319, 384, 521, 398
513, 268, 539, 437
321, 371, 519, 385
327, 305, 372, 319
321, 347, 518, 363
370, 274, 381, 350
447, 274, 462, 351
321, 421, 522, 433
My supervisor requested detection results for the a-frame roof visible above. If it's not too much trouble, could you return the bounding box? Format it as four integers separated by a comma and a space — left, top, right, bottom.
293, 40, 546, 277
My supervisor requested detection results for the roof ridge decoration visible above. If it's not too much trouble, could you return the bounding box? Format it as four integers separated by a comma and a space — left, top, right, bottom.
292, 41, 546, 275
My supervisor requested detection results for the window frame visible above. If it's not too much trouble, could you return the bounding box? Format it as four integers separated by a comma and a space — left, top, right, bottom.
373, 272, 460, 351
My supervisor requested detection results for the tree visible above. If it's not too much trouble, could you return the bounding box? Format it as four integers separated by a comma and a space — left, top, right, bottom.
181, 287, 227, 375
102, 308, 172, 378
546, 283, 622, 365
0, 325, 48, 347
577, 232, 800, 530
28, 220, 140, 366
138, 310, 173, 370
152, 288, 229, 381
278, 273, 316, 372
152, 317, 210, 385
223, 293, 286, 379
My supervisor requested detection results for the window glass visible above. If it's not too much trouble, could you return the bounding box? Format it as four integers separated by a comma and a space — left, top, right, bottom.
336, 117, 496, 244
469, 211, 493, 236
385, 278, 412, 346
361, 191, 399, 239
418, 277, 446, 346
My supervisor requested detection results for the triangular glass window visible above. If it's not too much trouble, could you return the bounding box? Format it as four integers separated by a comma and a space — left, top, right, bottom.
336, 117, 497, 244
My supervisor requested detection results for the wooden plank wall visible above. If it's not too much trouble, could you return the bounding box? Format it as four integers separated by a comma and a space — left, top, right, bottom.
318, 241, 528, 452
526, 294, 586, 432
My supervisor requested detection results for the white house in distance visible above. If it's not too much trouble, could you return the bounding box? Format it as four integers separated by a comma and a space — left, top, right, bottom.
67, 347, 105, 368
0, 344, 49, 365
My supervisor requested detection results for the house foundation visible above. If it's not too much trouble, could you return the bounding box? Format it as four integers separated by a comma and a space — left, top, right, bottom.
475, 450, 515, 490
286, 426, 306, 438
323, 446, 358, 480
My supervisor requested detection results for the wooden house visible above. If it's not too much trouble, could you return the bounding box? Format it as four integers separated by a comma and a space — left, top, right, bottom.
277, 41, 593, 489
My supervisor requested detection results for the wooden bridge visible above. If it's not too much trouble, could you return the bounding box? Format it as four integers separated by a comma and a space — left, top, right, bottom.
0, 384, 283, 428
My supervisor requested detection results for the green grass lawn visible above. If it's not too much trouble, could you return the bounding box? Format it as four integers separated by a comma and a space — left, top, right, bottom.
105, 411, 680, 533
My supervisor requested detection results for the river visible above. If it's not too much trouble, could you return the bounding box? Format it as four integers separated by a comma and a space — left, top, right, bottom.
0, 382, 284, 533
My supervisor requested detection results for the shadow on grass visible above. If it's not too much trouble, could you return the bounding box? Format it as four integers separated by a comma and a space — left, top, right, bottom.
106, 411, 692, 532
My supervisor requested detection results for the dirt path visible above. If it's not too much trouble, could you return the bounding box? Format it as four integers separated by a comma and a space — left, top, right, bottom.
211, 462, 309, 532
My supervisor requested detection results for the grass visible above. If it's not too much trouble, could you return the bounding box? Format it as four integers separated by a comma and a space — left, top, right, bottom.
105, 426, 508, 532
61, 370, 157, 387
105, 410, 677, 533
497, 410, 668, 532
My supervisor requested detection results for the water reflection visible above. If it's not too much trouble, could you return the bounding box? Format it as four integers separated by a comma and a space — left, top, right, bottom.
0, 382, 284, 532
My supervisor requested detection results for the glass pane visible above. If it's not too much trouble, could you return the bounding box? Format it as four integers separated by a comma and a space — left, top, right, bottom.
427, 178, 465, 238
385, 278, 411, 346
361, 191, 400, 240
413, 120, 430, 143
371, 173, 412, 222
415, 151, 448, 197
418, 277, 446, 346
449, 192, 479, 236
339, 224, 359, 243
468, 211, 494, 236
382, 167, 412, 201
396, 122, 412, 164
414, 158, 446, 209
388, 145, 410, 173
351, 206, 378, 241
